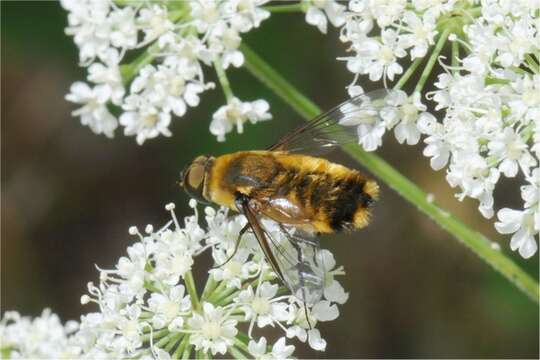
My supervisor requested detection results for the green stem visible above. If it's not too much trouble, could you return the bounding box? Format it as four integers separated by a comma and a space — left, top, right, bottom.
184, 270, 201, 311
214, 57, 234, 103
165, 333, 183, 353
415, 28, 450, 93
233, 337, 250, 354
263, 3, 306, 13
182, 342, 192, 360
241, 44, 539, 304
228, 346, 248, 359
451, 39, 460, 75
216, 289, 241, 306
524, 54, 539, 74
173, 335, 190, 359
155, 333, 174, 349
201, 274, 218, 301
393, 57, 423, 91
207, 279, 234, 303
142, 328, 169, 343
213, 286, 239, 305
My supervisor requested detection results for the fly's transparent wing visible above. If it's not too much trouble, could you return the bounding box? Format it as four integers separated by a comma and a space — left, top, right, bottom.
241, 197, 325, 304
268, 89, 396, 155
259, 220, 325, 305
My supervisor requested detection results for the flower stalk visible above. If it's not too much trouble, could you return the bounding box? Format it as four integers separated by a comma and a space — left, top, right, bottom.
414, 28, 450, 93
184, 270, 201, 311
241, 44, 539, 303
263, 3, 306, 13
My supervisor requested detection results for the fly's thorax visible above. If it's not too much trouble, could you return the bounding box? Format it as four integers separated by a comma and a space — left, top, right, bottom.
206, 151, 283, 210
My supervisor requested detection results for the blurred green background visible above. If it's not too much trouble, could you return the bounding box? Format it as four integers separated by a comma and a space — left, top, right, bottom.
1, 2, 538, 358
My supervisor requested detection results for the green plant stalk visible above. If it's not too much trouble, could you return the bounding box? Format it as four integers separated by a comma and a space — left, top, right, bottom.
524, 54, 539, 74
173, 335, 190, 359
233, 337, 251, 354
155, 333, 174, 349
394, 57, 423, 90
415, 28, 450, 93
241, 44, 539, 303
451, 39, 460, 75
214, 57, 235, 103
201, 274, 218, 301
263, 2, 305, 13
229, 346, 248, 359
182, 341, 192, 360
142, 328, 169, 342
165, 333, 183, 352
184, 270, 201, 311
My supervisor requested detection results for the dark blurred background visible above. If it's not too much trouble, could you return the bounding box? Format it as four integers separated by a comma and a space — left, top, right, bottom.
2, 2, 538, 358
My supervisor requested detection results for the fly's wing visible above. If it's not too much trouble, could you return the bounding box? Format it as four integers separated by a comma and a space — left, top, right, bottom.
241, 200, 325, 304
268, 89, 396, 155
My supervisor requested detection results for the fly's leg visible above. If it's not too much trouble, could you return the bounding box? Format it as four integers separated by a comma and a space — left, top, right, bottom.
282, 224, 313, 330
211, 223, 250, 269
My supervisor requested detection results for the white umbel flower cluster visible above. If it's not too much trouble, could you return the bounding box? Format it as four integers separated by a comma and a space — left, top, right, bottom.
62, 0, 272, 144
310, 0, 539, 258
1, 201, 348, 358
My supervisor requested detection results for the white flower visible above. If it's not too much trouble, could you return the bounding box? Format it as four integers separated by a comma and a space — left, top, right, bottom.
137, 5, 174, 43
381, 91, 430, 145
495, 18, 536, 68
65, 81, 118, 138
355, 29, 405, 81
317, 250, 348, 304
86, 49, 125, 105
209, 248, 254, 289
119, 103, 172, 145
365, 0, 407, 28
0, 309, 80, 359
61, 0, 111, 63
227, 0, 271, 32
508, 74, 540, 124
108, 6, 138, 49
248, 337, 295, 359
417, 114, 450, 171
148, 286, 191, 329
3, 201, 349, 357
210, 97, 272, 141
236, 283, 289, 328
495, 208, 538, 258
305, 0, 346, 34
188, 302, 238, 355
488, 127, 535, 178
399, 11, 437, 59
63, 0, 271, 143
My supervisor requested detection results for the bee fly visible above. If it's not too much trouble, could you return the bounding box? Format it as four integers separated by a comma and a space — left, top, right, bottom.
180, 90, 392, 306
